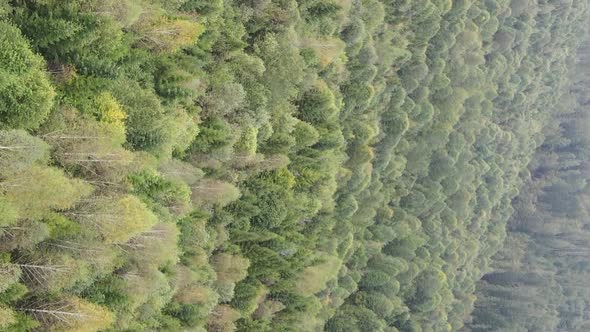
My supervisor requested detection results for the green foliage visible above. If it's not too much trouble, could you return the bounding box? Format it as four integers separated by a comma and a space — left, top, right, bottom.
188, 116, 233, 154
4, 165, 92, 219
112, 81, 174, 154
295, 255, 342, 296
0, 263, 20, 294
0, 0, 10, 18
0, 312, 39, 332
0, 0, 588, 331
71, 195, 158, 244
212, 253, 250, 285
0, 305, 16, 329
0, 20, 54, 129
296, 81, 339, 126
0, 130, 49, 177
234, 125, 258, 155
191, 179, 241, 208
0, 197, 18, 228
130, 170, 192, 217
131, 11, 204, 54
292, 121, 320, 148
469, 42, 590, 331
231, 281, 265, 316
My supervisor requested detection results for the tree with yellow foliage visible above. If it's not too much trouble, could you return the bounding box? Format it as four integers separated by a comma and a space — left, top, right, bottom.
68, 195, 157, 244
39, 108, 137, 183
0, 305, 16, 330
19, 296, 114, 332
2, 165, 92, 219
132, 12, 203, 53
93, 92, 126, 131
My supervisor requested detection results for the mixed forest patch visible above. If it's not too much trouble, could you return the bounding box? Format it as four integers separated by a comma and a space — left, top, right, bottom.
0, 0, 589, 331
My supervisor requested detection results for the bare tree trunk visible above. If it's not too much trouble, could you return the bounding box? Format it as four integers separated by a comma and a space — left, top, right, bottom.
12, 263, 68, 285
18, 307, 86, 325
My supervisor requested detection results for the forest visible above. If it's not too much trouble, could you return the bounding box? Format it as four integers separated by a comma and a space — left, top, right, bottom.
467, 41, 590, 332
0, 0, 589, 331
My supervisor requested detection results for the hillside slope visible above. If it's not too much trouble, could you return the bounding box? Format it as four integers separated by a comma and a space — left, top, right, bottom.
0, 1, 588, 331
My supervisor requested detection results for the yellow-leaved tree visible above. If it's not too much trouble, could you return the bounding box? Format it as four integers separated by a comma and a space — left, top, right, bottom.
3, 165, 92, 219
68, 195, 157, 244
0, 305, 15, 330
132, 11, 204, 53
20, 296, 114, 332
94, 92, 127, 132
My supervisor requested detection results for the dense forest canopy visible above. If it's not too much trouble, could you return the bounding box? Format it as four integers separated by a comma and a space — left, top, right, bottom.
0, 0, 588, 331
467, 41, 590, 332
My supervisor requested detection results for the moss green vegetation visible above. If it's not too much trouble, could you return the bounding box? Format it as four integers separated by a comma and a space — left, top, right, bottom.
0, 0, 589, 331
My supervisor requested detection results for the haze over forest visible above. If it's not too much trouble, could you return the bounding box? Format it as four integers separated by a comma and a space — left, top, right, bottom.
0, 0, 589, 331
